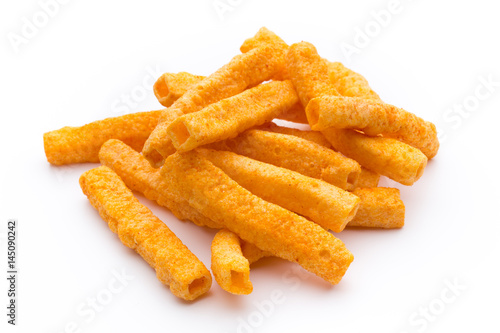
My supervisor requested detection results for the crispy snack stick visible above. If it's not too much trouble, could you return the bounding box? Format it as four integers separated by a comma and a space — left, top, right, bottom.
356, 167, 380, 188
211, 229, 253, 295
168, 81, 299, 152
79, 166, 212, 301
160, 150, 354, 285
327, 62, 381, 100
43, 111, 161, 165
322, 129, 427, 186
143, 46, 284, 166
240, 27, 289, 81
198, 148, 360, 232
285, 42, 339, 108
306, 96, 439, 159
257, 122, 332, 148
98, 139, 223, 229
153, 72, 205, 107
349, 188, 405, 228
208, 129, 361, 190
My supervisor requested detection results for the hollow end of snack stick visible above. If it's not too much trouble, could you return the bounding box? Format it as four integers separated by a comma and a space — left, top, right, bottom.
305, 99, 320, 129
153, 75, 170, 104
346, 170, 359, 191
168, 120, 191, 150
187, 276, 211, 298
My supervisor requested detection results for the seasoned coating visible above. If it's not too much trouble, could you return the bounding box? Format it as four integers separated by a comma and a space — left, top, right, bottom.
285, 42, 339, 108
211, 229, 253, 295
241, 240, 272, 264
198, 149, 360, 232
208, 129, 360, 190
306, 96, 439, 159
79, 166, 212, 300
143, 45, 284, 166
327, 61, 381, 100
356, 167, 380, 188
322, 129, 427, 186
160, 150, 354, 285
240, 27, 289, 81
98, 139, 223, 229
349, 188, 405, 228
153, 72, 205, 107
43, 111, 161, 165
258, 122, 332, 148
168, 81, 298, 152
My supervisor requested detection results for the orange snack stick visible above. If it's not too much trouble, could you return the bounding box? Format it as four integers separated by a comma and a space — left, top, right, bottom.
98, 139, 223, 229
79, 166, 212, 301
258, 122, 332, 148
211, 229, 253, 295
198, 148, 360, 232
306, 96, 439, 158
168, 81, 298, 152
43, 111, 161, 165
208, 129, 360, 190
240, 27, 289, 81
322, 129, 427, 186
285, 41, 339, 108
160, 150, 354, 285
327, 62, 381, 100
153, 72, 205, 107
143, 45, 284, 166
356, 167, 380, 188
349, 188, 405, 228
241, 240, 271, 264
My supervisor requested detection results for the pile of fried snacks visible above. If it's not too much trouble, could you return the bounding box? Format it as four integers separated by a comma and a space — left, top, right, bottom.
44, 27, 438, 301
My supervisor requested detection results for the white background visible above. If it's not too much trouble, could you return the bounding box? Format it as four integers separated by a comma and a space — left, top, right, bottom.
1, 0, 500, 332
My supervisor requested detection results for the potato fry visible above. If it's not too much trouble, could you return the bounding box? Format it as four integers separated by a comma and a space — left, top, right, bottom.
356, 167, 380, 188
286, 42, 339, 108
211, 229, 253, 295
43, 111, 161, 165
327, 61, 381, 100
257, 122, 332, 148
154, 72, 205, 107
98, 139, 223, 229
168, 81, 298, 152
160, 150, 354, 285
349, 188, 405, 228
208, 129, 361, 190
143, 45, 284, 166
198, 148, 360, 232
79, 166, 212, 301
322, 129, 427, 186
306, 96, 439, 158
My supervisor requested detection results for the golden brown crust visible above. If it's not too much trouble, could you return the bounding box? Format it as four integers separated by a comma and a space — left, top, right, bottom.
160, 150, 354, 285
153, 72, 206, 107
349, 188, 405, 228
43, 111, 162, 165
79, 166, 212, 300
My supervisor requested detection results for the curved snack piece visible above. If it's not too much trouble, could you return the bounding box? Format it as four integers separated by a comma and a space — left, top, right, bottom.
257, 122, 332, 148
240, 27, 289, 81
98, 139, 223, 229
143, 45, 284, 166
168, 81, 299, 152
79, 166, 212, 301
160, 150, 354, 285
349, 188, 405, 228
211, 229, 253, 295
43, 111, 162, 165
327, 61, 381, 100
322, 128, 427, 186
198, 148, 360, 232
356, 167, 380, 189
306, 96, 439, 159
154, 72, 205, 107
208, 129, 360, 190
285, 41, 339, 108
